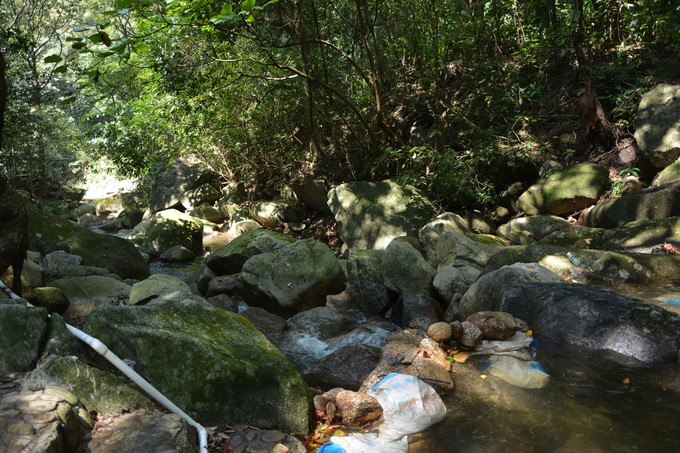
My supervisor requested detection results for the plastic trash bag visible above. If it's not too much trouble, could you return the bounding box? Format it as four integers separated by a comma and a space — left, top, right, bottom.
320, 373, 447, 453
487, 355, 550, 389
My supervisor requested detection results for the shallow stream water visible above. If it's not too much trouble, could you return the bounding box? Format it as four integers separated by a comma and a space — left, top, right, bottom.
149, 234, 680, 452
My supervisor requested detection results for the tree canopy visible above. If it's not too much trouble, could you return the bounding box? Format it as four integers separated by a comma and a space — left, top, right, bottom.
1, 0, 678, 207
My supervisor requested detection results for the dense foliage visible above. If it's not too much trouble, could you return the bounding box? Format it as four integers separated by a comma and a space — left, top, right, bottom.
1, 0, 678, 208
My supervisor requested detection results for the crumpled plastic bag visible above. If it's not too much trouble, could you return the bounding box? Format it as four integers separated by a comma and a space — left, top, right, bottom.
487, 355, 550, 389
322, 373, 447, 453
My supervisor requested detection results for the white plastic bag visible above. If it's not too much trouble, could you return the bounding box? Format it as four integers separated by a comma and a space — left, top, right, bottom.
324, 373, 447, 453
368, 373, 447, 441
487, 355, 550, 389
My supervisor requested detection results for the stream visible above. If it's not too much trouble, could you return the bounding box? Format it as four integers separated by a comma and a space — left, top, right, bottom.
148, 233, 680, 452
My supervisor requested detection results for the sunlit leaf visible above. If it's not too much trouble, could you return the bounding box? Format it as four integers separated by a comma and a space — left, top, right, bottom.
241, 0, 256, 12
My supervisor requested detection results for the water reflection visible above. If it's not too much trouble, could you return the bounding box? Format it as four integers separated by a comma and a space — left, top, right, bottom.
431, 346, 680, 452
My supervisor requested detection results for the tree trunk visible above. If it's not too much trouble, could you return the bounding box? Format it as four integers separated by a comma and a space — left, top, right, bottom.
0, 50, 7, 152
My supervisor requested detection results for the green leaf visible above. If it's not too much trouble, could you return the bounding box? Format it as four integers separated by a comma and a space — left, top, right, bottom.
44, 54, 63, 63
61, 96, 77, 105
241, 0, 256, 12
220, 4, 234, 15
88, 33, 103, 44
71, 42, 87, 50
53, 65, 68, 74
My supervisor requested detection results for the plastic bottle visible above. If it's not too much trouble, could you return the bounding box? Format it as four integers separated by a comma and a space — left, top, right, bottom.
566, 252, 581, 266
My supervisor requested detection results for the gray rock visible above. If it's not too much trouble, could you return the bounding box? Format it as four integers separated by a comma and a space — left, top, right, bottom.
84, 297, 312, 431
206, 274, 240, 297
634, 84, 680, 167
497, 215, 572, 245
240, 306, 287, 345
159, 244, 195, 262
465, 281, 680, 363
286, 306, 358, 340
392, 294, 443, 328
148, 159, 217, 213
0, 301, 48, 375
465, 311, 519, 340
66, 230, 150, 280
433, 265, 480, 303
518, 163, 609, 215
327, 180, 438, 251
87, 409, 197, 453
345, 249, 390, 316
427, 322, 453, 343
424, 231, 499, 269
227, 219, 261, 236
419, 212, 471, 245
180, 182, 221, 210
460, 263, 562, 317
460, 321, 483, 347
240, 239, 346, 317
51, 275, 132, 318
42, 250, 82, 269
129, 274, 191, 305
189, 202, 226, 223
143, 209, 204, 257
382, 240, 435, 296
249, 201, 289, 228
205, 294, 238, 312
305, 343, 382, 391
205, 229, 297, 276
95, 192, 140, 218
653, 159, 680, 186
582, 182, 680, 228
31, 286, 69, 314
291, 178, 332, 214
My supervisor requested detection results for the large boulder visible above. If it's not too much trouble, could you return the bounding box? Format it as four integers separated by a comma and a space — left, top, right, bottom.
67, 230, 150, 280
0, 301, 48, 375
148, 159, 218, 213
423, 231, 499, 270
582, 182, 680, 228
634, 84, 680, 167
345, 249, 390, 316
291, 178, 332, 214
497, 215, 571, 245
51, 275, 132, 318
240, 239, 346, 317
460, 263, 563, 317
143, 209, 204, 257
382, 240, 435, 296
204, 229, 297, 276
95, 192, 140, 218
518, 163, 609, 215
653, 159, 680, 186
84, 298, 312, 432
129, 274, 192, 305
460, 280, 680, 363
419, 212, 471, 246
28, 205, 83, 254
327, 180, 438, 251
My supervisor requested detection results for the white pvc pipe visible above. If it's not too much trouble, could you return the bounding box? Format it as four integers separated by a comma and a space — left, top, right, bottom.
1, 280, 208, 452
65, 324, 209, 453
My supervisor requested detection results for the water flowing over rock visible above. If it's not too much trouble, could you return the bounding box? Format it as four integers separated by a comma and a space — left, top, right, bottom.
517, 163, 609, 215
84, 297, 312, 432
240, 239, 346, 317
327, 180, 438, 252
634, 84, 680, 167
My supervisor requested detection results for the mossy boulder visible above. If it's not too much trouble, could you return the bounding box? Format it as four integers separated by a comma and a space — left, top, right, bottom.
327, 180, 438, 252
95, 192, 140, 218
67, 230, 150, 280
518, 163, 609, 215
497, 216, 572, 245
205, 229, 297, 276
28, 205, 83, 254
0, 301, 48, 375
653, 159, 680, 186
144, 209, 204, 257
84, 298, 312, 432
345, 249, 390, 317
240, 239, 346, 317
582, 182, 680, 228
129, 274, 192, 305
36, 355, 157, 414
634, 84, 680, 167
